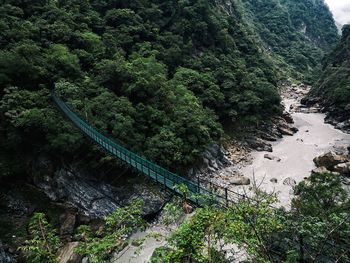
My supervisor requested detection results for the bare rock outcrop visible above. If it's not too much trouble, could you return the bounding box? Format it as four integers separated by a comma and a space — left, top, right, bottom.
32, 158, 171, 219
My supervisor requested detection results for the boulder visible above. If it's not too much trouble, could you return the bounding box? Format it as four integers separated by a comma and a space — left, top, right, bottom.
259, 132, 278, 142
58, 242, 83, 263
335, 120, 350, 131
278, 127, 294, 136
0, 241, 15, 263
246, 138, 272, 152
342, 177, 350, 185
123, 184, 171, 216
264, 154, 281, 162
312, 166, 330, 174
313, 152, 349, 170
334, 162, 350, 175
282, 112, 294, 124
230, 176, 250, 185
270, 178, 278, 183
34, 168, 120, 218
283, 177, 296, 187
308, 107, 319, 113
195, 144, 233, 176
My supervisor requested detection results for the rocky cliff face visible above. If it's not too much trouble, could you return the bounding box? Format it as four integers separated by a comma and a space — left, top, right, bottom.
31, 157, 171, 219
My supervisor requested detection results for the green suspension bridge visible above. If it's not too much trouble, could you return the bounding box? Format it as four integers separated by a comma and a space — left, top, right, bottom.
52, 90, 244, 207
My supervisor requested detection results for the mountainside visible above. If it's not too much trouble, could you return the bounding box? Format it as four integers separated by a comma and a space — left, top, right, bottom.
0, 0, 284, 176
241, 0, 339, 82
307, 24, 350, 132
1, 0, 347, 262
0, 0, 339, 180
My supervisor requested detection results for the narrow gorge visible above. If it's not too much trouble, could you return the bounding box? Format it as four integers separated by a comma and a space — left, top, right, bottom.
0, 0, 349, 262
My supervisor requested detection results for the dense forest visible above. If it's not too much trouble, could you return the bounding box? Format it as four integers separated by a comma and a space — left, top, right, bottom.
1, 0, 349, 262
307, 24, 350, 131
0, 0, 285, 177
242, 0, 339, 81
0, 0, 339, 178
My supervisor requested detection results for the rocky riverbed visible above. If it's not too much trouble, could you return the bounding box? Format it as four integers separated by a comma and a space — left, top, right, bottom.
205, 84, 350, 207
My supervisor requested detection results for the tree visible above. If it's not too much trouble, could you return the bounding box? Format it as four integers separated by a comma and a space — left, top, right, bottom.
19, 213, 61, 263
281, 173, 350, 263
75, 199, 145, 263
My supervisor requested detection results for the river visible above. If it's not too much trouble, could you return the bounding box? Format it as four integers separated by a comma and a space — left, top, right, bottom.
238, 89, 350, 206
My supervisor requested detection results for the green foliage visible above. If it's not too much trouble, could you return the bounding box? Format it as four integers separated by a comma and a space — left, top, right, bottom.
242, 0, 339, 82
309, 25, 350, 121
171, 67, 224, 109
152, 190, 281, 263
0, 0, 339, 179
19, 213, 61, 263
161, 198, 186, 227
0, 0, 290, 179
151, 174, 350, 263
280, 173, 350, 263
75, 199, 145, 263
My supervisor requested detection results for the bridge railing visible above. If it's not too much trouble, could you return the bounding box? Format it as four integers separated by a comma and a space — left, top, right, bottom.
52, 91, 245, 207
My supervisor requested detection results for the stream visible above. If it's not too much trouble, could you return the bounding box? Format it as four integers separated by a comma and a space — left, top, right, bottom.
238, 88, 350, 206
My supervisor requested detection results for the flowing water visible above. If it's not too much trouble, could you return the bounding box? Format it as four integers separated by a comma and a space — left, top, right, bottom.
238, 96, 350, 207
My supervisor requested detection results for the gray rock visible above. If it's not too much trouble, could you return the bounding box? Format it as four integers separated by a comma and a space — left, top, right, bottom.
264, 154, 281, 162
58, 242, 83, 263
342, 177, 350, 185
334, 162, 350, 175
278, 127, 294, 136
60, 212, 76, 241
192, 144, 232, 177
312, 166, 330, 174
308, 107, 319, 113
335, 120, 350, 130
282, 112, 294, 124
259, 132, 278, 142
34, 163, 170, 218
283, 177, 296, 187
0, 241, 15, 263
123, 184, 171, 216
34, 169, 120, 218
246, 138, 273, 152
230, 176, 250, 185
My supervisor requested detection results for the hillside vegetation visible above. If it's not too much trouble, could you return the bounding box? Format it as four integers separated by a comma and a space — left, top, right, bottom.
0, 0, 339, 176
242, 0, 339, 82
307, 24, 350, 131
0, 0, 282, 176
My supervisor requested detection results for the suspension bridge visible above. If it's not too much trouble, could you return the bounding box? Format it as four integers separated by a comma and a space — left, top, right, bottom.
52, 90, 243, 207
